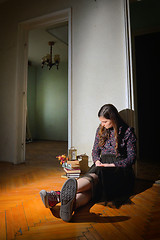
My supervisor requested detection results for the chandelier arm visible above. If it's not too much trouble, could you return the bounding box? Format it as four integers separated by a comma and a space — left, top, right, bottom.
41, 41, 59, 70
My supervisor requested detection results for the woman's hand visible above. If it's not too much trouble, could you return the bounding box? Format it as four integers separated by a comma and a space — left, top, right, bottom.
95, 160, 115, 167
95, 160, 103, 166
102, 163, 115, 167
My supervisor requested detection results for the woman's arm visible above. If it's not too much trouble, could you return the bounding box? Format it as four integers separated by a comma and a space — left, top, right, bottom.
114, 128, 136, 168
95, 161, 115, 167
96, 127, 136, 168
92, 127, 101, 163
92, 128, 114, 167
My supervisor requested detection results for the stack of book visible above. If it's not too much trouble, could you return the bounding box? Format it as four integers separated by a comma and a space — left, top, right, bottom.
64, 160, 81, 178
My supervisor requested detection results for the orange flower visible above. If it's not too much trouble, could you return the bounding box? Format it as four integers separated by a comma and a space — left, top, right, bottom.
56, 154, 68, 165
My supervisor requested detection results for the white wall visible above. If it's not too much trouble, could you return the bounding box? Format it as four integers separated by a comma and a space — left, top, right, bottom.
0, 0, 129, 163
72, 0, 128, 163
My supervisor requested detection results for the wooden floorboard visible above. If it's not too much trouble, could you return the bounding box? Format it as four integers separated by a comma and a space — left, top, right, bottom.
0, 211, 6, 240
0, 141, 160, 240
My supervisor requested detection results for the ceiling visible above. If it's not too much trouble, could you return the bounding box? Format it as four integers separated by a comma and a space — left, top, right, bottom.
0, 0, 143, 3
28, 24, 68, 66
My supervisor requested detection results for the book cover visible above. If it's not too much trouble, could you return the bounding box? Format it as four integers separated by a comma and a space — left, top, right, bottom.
64, 168, 81, 174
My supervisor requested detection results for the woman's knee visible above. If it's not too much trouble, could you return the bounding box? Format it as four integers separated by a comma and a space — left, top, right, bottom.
88, 173, 99, 184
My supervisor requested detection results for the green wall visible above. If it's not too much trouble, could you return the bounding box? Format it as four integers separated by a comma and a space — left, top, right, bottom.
27, 62, 68, 141
27, 65, 36, 139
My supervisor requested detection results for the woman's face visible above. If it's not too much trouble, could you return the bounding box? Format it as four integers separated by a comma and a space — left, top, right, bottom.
99, 116, 113, 129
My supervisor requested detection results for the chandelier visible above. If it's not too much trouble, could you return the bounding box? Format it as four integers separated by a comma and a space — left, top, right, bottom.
41, 41, 60, 70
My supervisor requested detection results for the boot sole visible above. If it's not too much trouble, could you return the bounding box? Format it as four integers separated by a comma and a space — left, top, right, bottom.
60, 178, 77, 222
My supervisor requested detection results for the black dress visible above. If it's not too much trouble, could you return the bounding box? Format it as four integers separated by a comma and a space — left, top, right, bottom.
88, 154, 135, 207
86, 125, 136, 207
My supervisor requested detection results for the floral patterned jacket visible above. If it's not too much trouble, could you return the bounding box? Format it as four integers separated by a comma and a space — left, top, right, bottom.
92, 124, 137, 168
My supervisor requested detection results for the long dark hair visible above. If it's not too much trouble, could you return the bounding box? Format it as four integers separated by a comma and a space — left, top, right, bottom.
98, 104, 125, 153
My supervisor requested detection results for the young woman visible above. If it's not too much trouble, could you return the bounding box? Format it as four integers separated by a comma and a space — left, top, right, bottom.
40, 104, 136, 222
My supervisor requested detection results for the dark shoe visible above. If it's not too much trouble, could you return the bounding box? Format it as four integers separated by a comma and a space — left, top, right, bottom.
39, 190, 60, 208
60, 178, 77, 222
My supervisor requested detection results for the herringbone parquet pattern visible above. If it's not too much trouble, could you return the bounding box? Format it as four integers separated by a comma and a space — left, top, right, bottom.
0, 141, 160, 240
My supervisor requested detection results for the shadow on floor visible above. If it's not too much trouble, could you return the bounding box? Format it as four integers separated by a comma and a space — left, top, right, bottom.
50, 203, 131, 223
50, 178, 154, 223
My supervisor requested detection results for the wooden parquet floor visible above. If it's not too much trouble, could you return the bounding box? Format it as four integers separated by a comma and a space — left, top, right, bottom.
0, 141, 160, 240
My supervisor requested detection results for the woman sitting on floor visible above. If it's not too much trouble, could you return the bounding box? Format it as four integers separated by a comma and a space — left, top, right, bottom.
40, 104, 137, 222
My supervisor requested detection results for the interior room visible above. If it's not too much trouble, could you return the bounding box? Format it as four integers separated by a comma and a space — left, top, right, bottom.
0, 0, 159, 239
26, 24, 68, 162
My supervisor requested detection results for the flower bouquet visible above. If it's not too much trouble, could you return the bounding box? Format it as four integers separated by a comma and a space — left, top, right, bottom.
56, 154, 72, 169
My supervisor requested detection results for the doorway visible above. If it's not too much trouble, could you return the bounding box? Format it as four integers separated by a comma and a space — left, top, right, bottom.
27, 24, 68, 145
129, 0, 160, 181
132, 31, 160, 180
16, 9, 72, 164
134, 32, 160, 162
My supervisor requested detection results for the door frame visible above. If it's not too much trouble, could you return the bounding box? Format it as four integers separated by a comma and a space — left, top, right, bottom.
124, 0, 135, 119
15, 8, 72, 164
124, 0, 137, 175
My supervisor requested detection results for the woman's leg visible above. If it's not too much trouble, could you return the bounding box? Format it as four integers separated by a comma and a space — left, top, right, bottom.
77, 177, 92, 193
75, 173, 99, 209
75, 191, 92, 209
77, 173, 99, 193
39, 173, 98, 217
